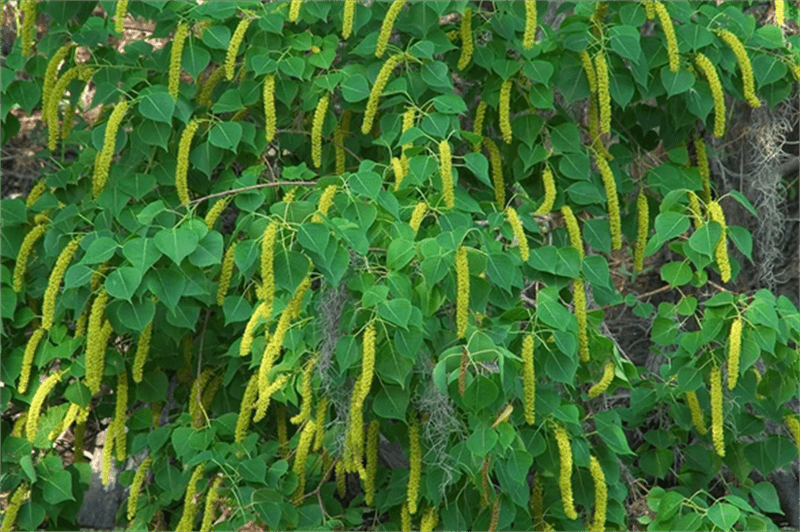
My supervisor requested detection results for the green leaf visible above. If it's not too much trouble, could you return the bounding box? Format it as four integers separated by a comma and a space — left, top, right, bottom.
544, 343, 579, 383
115, 298, 156, 332
582, 255, 611, 288
20, 454, 36, 483
558, 153, 591, 181
751, 482, 784, 514
279, 56, 306, 79
297, 224, 330, 257
583, 218, 612, 253
609, 25, 641, 60
728, 225, 753, 260
372, 385, 410, 420
660, 261, 693, 288
378, 299, 412, 329
660, 66, 695, 96
687, 223, 721, 257
341, 73, 370, 102
362, 285, 389, 308
522, 60, 554, 84
386, 239, 415, 270
655, 211, 690, 242
171, 427, 195, 461
239, 458, 268, 485
467, 424, 498, 456
431, 94, 467, 114
154, 227, 199, 265
64, 381, 92, 407
550, 123, 582, 153
462, 376, 499, 411
594, 410, 635, 455
223, 296, 252, 325
536, 287, 572, 331
42, 470, 74, 504
104, 267, 142, 301
707, 503, 741, 532
421, 61, 453, 91
486, 253, 516, 292
189, 232, 224, 268
566, 181, 605, 204
746, 290, 779, 329
146, 268, 185, 312
182, 44, 210, 80
80, 237, 118, 265
349, 170, 382, 200
138, 90, 175, 124
208, 122, 243, 151
64, 264, 94, 289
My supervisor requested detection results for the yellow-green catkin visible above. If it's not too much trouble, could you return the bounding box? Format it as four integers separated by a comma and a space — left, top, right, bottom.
484, 137, 505, 208
49, 402, 81, 440
401, 501, 412, 532
775, 0, 785, 26
200, 476, 223, 532
264, 74, 277, 143
258, 219, 278, 304
225, 18, 251, 81
86, 289, 110, 394
127, 455, 153, 521
216, 242, 237, 306
175, 118, 200, 205
47, 66, 86, 150
342, 0, 356, 39
25, 179, 47, 208
334, 110, 351, 175
727, 317, 742, 390
579, 49, 596, 93
694, 53, 725, 138
176, 463, 206, 532
239, 300, 268, 357
290, 356, 317, 425
92, 99, 128, 198
114, 370, 128, 461
523, 0, 537, 49
41, 237, 82, 331
346, 324, 377, 461
561, 205, 583, 258
573, 279, 590, 363
595, 154, 622, 250
695, 135, 712, 203
522, 333, 535, 425
198, 66, 225, 107
133, 321, 153, 383
536, 166, 556, 215
420, 504, 439, 532
456, 246, 470, 338
114, 0, 129, 33
707, 201, 731, 282
289, 0, 302, 22
42, 43, 73, 127
312, 184, 337, 222
61, 103, 75, 142
642, 0, 655, 20
406, 417, 422, 515
168, 23, 189, 99
190, 369, 214, 428
654, 1, 679, 72
362, 53, 405, 134
634, 190, 649, 271
234, 373, 259, 445
12, 412, 28, 438
375, 0, 405, 58
472, 101, 487, 152
594, 53, 611, 134
13, 223, 48, 293
499, 79, 513, 144
73, 405, 90, 461
392, 157, 406, 191
292, 419, 317, 502
17, 327, 44, 394
26, 370, 64, 443
1, 482, 29, 532
480, 455, 491, 507
685, 390, 707, 434
588, 456, 607, 532
457, 8, 473, 70
716, 29, 760, 108
364, 419, 380, 505
312, 94, 329, 168
710, 365, 725, 457
313, 395, 327, 451
439, 139, 455, 209
204, 198, 228, 229
400, 106, 414, 173
554, 424, 578, 520
409, 201, 427, 236
784, 415, 799, 446
506, 207, 530, 261
588, 360, 615, 398
687, 191, 703, 229
488, 496, 500, 532
20, 0, 36, 56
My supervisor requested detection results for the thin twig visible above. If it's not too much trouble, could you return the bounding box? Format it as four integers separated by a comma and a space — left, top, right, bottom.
276, 128, 364, 162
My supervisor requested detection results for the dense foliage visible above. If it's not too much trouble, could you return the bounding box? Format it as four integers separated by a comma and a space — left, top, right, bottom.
1, 1, 799, 531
